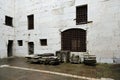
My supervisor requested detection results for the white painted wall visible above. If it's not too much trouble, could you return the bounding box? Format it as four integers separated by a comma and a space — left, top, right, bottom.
87, 0, 120, 63
0, 0, 120, 63
0, 0, 15, 58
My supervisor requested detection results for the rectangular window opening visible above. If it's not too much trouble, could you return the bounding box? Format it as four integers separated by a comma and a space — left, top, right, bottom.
76, 5, 87, 25
5, 16, 13, 26
40, 39, 47, 46
18, 40, 23, 46
28, 14, 34, 30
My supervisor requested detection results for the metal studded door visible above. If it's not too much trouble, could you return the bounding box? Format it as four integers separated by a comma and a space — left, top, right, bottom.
61, 28, 86, 52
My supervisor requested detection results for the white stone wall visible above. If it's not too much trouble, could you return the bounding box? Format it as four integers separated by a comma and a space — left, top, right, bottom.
0, 0, 120, 63
87, 0, 120, 63
0, 0, 15, 58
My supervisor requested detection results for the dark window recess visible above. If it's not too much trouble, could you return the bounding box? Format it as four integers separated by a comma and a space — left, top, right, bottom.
62, 29, 86, 52
40, 39, 47, 46
5, 16, 13, 26
76, 5, 87, 25
28, 14, 34, 30
18, 40, 23, 46
7, 40, 13, 57
28, 42, 34, 55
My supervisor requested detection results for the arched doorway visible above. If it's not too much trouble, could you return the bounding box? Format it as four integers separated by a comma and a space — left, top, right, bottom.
61, 28, 86, 52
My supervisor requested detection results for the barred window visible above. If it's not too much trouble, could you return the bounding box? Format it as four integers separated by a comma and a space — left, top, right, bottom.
76, 5, 87, 25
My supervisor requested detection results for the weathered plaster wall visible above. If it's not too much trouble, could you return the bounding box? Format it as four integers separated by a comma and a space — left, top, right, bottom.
0, 0, 120, 63
14, 0, 120, 63
87, 0, 120, 63
0, 0, 15, 58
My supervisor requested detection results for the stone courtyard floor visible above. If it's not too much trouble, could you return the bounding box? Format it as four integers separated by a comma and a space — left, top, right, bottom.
0, 57, 120, 80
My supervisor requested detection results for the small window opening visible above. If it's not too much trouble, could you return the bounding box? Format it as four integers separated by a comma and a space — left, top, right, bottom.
28, 14, 34, 30
40, 39, 47, 46
18, 40, 23, 46
5, 16, 13, 26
